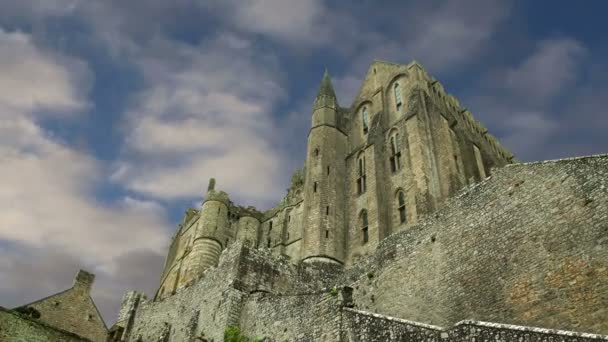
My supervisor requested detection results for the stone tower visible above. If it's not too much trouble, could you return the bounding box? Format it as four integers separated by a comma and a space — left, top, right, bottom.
301, 70, 348, 264
183, 178, 227, 282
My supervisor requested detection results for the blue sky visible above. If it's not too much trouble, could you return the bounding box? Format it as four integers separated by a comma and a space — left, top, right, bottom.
0, 0, 606, 324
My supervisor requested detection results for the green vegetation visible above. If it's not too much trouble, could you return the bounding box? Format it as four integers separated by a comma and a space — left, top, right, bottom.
329, 287, 339, 296
224, 326, 262, 342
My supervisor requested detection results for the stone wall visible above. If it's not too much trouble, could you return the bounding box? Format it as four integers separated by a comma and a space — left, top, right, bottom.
16, 270, 107, 342
342, 154, 608, 334
239, 292, 342, 341
0, 307, 90, 342
122, 243, 342, 342
341, 308, 608, 342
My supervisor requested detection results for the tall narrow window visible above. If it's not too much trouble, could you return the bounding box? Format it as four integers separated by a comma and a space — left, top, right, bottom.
313, 181, 318, 193
326, 206, 329, 215
269, 221, 273, 231
362, 106, 369, 134
389, 132, 402, 172
397, 191, 407, 223
357, 156, 367, 194
325, 230, 329, 238
394, 83, 402, 110
361, 210, 369, 244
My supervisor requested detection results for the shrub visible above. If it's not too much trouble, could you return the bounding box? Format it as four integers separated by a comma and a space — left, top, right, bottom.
224, 326, 247, 342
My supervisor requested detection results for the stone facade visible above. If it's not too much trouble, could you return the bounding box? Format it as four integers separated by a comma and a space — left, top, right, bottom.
155, 60, 515, 298
1, 269, 108, 342
108, 60, 607, 341
0, 307, 91, 342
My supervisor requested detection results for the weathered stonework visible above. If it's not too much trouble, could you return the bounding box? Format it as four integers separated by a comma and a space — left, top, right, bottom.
1, 270, 107, 341
5, 58, 604, 341
105, 59, 607, 341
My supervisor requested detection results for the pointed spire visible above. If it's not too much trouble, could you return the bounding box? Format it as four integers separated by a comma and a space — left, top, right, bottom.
316, 68, 336, 99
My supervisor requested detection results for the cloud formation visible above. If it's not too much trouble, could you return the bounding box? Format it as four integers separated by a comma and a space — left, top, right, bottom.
111, 34, 288, 205
0, 28, 169, 321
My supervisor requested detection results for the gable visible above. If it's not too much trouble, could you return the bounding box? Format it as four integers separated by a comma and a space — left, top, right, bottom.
16, 285, 107, 342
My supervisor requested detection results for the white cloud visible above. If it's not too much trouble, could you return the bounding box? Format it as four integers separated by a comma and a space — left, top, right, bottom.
0, 29, 90, 115
112, 35, 288, 206
503, 38, 587, 104
0, 29, 170, 320
464, 38, 595, 161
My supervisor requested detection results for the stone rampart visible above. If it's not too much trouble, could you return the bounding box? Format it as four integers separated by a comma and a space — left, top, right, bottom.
342, 154, 608, 334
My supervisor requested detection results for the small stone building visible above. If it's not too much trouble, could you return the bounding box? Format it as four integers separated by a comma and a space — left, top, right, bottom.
0, 269, 108, 342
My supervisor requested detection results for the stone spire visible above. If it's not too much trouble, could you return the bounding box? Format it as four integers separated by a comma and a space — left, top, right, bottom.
313, 69, 338, 111
316, 68, 336, 99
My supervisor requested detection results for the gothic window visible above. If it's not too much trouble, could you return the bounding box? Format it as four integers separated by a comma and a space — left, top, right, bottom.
361, 210, 369, 244
394, 83, 402, 111
362, 106, 369, 134
356, 155, 367, 195
389, 131, 402, 172
397, 191, 406, 223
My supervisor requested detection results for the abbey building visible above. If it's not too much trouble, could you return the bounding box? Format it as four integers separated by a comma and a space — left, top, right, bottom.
4, 59, 606, 342
155, 61, 515, 298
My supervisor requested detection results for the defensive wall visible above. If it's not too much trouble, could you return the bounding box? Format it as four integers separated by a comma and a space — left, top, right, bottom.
117, 154, 607, 341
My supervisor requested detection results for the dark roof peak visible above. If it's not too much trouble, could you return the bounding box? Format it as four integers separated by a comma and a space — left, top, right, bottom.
316, 68, 336, 99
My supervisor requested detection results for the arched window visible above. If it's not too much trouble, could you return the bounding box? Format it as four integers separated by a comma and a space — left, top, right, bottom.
397, 191, 406, 223
394, 83, 402, 111
362, 106, 369, 134
389, 131, 402, 172
357, 155, 366, 194
360, 210, 369, 244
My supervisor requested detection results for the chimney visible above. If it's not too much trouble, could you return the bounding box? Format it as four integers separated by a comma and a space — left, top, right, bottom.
73, 269, 95, 293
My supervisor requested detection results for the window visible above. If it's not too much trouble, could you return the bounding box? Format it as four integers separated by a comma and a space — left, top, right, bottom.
357, 156, 367, 194
361, 210, 369, 244
313, 181, 318, 193
327, 166, 330, 174
394, 83, 402, 111
389, 132, 402, 172
362, 106, 369, 134
326, 206, 329, 215
314, 148, 319, 157
397, 191, 406, 223
326, 230, 329, 238
269, 221, 273, 231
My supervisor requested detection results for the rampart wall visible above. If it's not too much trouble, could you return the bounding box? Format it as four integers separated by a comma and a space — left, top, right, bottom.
342, 154, 608, 334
